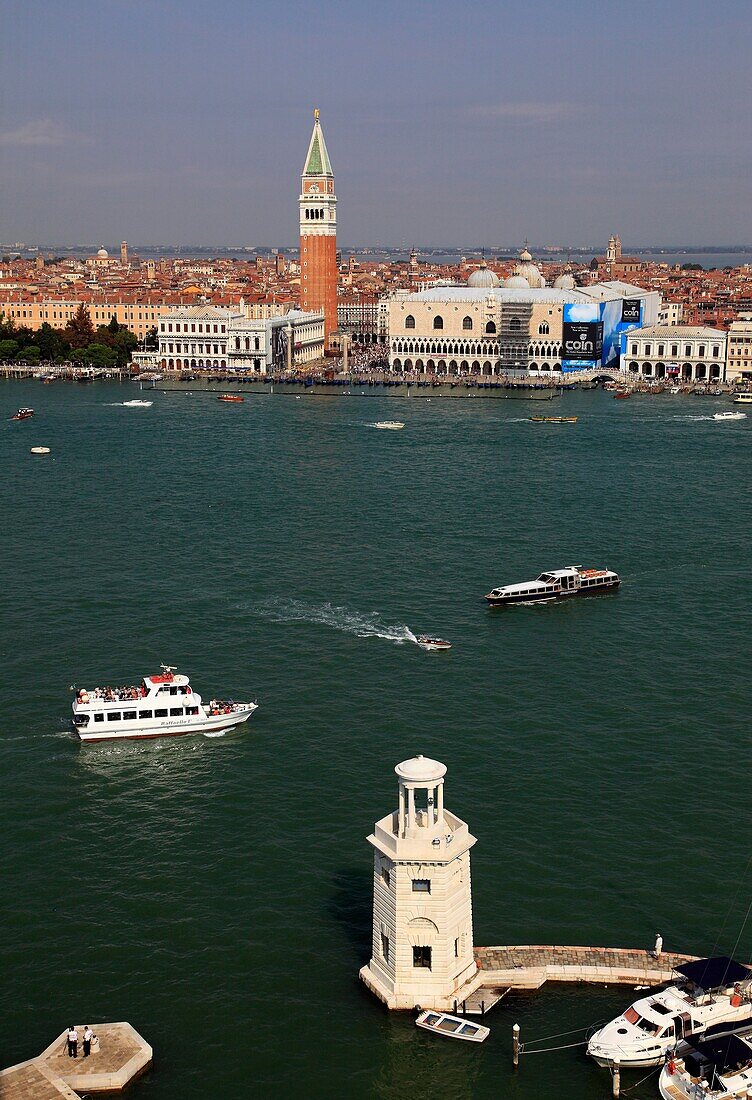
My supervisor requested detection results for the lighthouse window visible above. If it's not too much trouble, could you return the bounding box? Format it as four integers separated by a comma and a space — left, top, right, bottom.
381, 866, 391, 887
413, 946, 432, 969
381, 933, 390, 962
412, 879, 431, 893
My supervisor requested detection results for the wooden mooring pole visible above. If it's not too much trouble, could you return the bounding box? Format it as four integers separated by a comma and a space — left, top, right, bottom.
512, 1023, 520, 1068
612, 1058, 620, 1098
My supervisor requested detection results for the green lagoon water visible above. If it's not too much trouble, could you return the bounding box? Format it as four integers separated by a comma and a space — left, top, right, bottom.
1, 380, 750, 1099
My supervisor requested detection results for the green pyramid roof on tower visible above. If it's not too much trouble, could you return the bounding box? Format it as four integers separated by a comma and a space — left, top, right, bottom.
303, 114, 333, 178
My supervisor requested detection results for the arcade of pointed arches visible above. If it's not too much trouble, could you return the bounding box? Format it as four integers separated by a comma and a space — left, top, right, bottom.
627, 360, 723, 382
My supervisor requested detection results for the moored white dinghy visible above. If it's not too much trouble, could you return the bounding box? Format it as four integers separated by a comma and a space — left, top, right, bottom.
415, 1010, 489, 1043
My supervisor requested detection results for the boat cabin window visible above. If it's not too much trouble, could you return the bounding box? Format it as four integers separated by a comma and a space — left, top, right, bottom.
186, 706, 199, 715
107, 712, 121, 722
122, 710, 137, 720
538, 573, 556, 582
139, 710, 153, 719
625, 1008, 640, 1024
413, 946, 432, 969
170, 708, 183, 716
154, 708, 168, 717
651, 1003, 670, 1015
658, 1025, 674, 1038
637, 1017, 660, 1035
94, 713, 104, 723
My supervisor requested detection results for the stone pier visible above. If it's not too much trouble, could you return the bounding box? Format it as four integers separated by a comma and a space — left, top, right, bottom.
473, 945, 698, 994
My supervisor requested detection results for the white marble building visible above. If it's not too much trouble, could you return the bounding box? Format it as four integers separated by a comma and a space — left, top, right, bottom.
622, 325, 727, 382
360, 756, 482, 1011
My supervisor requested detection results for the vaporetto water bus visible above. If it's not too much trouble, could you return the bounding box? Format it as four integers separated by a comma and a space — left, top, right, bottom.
588, 957, 752, 1070
72, 666, 258, 742
485, 565, 620, 606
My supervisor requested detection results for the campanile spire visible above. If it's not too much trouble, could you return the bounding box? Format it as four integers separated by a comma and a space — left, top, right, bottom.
299, 109, 337, 348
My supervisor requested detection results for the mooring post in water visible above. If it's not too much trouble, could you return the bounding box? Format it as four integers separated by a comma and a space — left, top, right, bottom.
612, 1059, 620, 1098
512, 1023, 520, 1068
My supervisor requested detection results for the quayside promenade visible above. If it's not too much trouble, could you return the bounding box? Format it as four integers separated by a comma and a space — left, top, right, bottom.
0, 1022, 151, 1099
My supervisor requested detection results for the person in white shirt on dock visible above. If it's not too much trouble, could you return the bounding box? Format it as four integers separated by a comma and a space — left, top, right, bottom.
83, 1026, 95, 1057
653, 933, 663, 959
66, 1026, 78, 1057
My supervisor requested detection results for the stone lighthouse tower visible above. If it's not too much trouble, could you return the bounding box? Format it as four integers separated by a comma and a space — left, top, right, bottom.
299, 109, 337, 349
359, 755, 482, 1010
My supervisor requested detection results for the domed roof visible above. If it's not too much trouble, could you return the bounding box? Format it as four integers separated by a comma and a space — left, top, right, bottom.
395, 755, 447, 784
519, 247, 533, 262
97, 247, 109, 258
554, 273, 576, 289
504, 274, 530, 289
467, 264, 499, 288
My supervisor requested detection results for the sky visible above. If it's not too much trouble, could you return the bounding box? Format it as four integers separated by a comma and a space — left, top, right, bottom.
2, 0, 752, 249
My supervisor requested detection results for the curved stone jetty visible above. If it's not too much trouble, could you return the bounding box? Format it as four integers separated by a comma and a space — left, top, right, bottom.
0, 1022, 151, 1098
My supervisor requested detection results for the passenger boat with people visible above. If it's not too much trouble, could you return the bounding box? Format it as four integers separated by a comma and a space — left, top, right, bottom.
71, 665, 258, 742
415, 636, 452, 651
588, 957, 752, 1070
217, 393, 244, 403
485, 565, 620, 606
733, 392, 752, 405
658, 1034, 752, 1099
10, 407, 34, 420
415, 1010, 489, 1043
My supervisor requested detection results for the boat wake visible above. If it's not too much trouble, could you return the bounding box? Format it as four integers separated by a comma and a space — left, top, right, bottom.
106, 400, 153, 407
255, 598, 417, 645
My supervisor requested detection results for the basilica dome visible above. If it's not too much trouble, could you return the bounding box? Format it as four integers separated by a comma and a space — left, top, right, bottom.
467, 263, 499, 288
96, 247, 109, 258
554, 273, 576, 289
514, 245, 544, 288
504, 274, 530, 289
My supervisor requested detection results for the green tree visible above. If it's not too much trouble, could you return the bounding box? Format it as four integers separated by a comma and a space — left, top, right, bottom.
64, 303, 95, 348
0, 339, 19, 360
35, 322, 69, 362
74, 343, 117, 367
15, 344, 40, 362
112, 328, 138, 367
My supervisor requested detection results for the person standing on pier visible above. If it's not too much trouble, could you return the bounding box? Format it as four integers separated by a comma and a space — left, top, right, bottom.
66, 1026, 78, 1057
653, 933, 663, 959
83, 1026, 94, 1057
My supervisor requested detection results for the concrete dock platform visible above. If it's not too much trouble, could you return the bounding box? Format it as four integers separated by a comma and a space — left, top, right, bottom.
473, 945, 698, 992
0, 1022, 152, 1099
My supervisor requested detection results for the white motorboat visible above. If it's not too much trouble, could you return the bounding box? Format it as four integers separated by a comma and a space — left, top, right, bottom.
486, 565, 620, 606
734, 393, 752, 405
373, 421, 405, 430
714, 411, 746, 420
659, 1034, 752, 1099
588, 957, 752, 1070
415, 635, 452, 651
72, 665, 258, 743
415, 1010, 489, 1043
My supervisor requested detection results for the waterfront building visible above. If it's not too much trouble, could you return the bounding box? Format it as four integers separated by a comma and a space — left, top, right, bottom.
387, 276, 659, 376
621, 325, 727, 382
359, 755, 482, 1011
0, 297, 166, 339
337, 297, 382, 344
299, 110, 337, 348
141, 304, 325, 372
725, 319, 752, 382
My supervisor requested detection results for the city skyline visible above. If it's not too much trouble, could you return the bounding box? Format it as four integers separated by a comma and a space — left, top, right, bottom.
2, 0, 752, 246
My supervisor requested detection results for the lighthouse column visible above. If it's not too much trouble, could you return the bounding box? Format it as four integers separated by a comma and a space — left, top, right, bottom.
359, 755, 483, 1010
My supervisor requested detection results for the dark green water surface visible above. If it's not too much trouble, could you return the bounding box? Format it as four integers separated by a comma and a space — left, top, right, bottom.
1, 381, 750, 1099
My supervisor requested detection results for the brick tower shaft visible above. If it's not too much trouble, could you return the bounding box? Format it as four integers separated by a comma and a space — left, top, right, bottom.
299, 109, 337, 348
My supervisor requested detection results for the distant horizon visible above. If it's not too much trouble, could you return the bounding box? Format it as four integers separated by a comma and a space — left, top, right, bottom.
3, 242, 752, 256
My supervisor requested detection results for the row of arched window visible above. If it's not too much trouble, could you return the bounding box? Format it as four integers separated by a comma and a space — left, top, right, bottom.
403, 314, 550, 336
304, 208, 327, 220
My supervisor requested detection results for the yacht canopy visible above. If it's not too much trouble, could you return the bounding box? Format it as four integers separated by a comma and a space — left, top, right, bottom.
674, 956, 751, 990
684, 1033, 752, 1079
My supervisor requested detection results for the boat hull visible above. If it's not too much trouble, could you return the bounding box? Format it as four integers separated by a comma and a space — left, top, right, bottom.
486, 581, 620, 606
76, 705, 257, 743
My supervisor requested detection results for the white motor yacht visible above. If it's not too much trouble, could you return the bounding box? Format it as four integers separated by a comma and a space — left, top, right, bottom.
486, 565, 620, 606
72, 665, 258, 743
659, 1034, 752, 1099
588, 957, 752, 1070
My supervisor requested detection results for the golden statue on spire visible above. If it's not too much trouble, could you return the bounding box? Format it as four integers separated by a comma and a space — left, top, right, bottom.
314, 108, 320, 121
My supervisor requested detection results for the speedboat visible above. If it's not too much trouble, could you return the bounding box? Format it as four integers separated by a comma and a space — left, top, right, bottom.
415, 636, 452, 651
714, 411, 746, 420
529, 416, 577, 423
373, 421, 405, 429
415, 1010, 489, 1043
10, 407, 34, 420
614, 391, 631, 400
659, 1035, 752, 1099
218, 394, 244, 403
72, 665, 258, 743
588, 957, 752, 1070
486, 566, 620, 606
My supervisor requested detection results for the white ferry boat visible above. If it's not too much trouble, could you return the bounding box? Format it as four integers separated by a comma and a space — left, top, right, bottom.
485, 565, 620, 606
71, 666, 258, 743
659, 1034, 752, 1099
588, 957, 752, 1070
733, 392, 752, 405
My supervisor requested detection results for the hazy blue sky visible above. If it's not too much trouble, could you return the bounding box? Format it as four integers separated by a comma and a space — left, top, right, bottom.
2, 0, 751, 247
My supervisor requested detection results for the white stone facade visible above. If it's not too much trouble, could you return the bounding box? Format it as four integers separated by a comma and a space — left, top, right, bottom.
148, 305, 324, 373
623, 325, 726, 382
360, 756, 481, 1011
726, 320, 752, 382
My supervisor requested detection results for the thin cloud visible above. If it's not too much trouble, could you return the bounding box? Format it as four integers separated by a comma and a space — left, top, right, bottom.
467, 102, 574, 122
0, 119, 91, 147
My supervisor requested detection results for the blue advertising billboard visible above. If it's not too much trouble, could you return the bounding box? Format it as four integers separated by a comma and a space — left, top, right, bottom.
600, 296, 643, 368
562, 303, 603, 371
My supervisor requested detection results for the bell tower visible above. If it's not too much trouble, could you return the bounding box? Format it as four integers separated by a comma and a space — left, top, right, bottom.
299, 108, 337, 349
359, 755, 482, 1010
